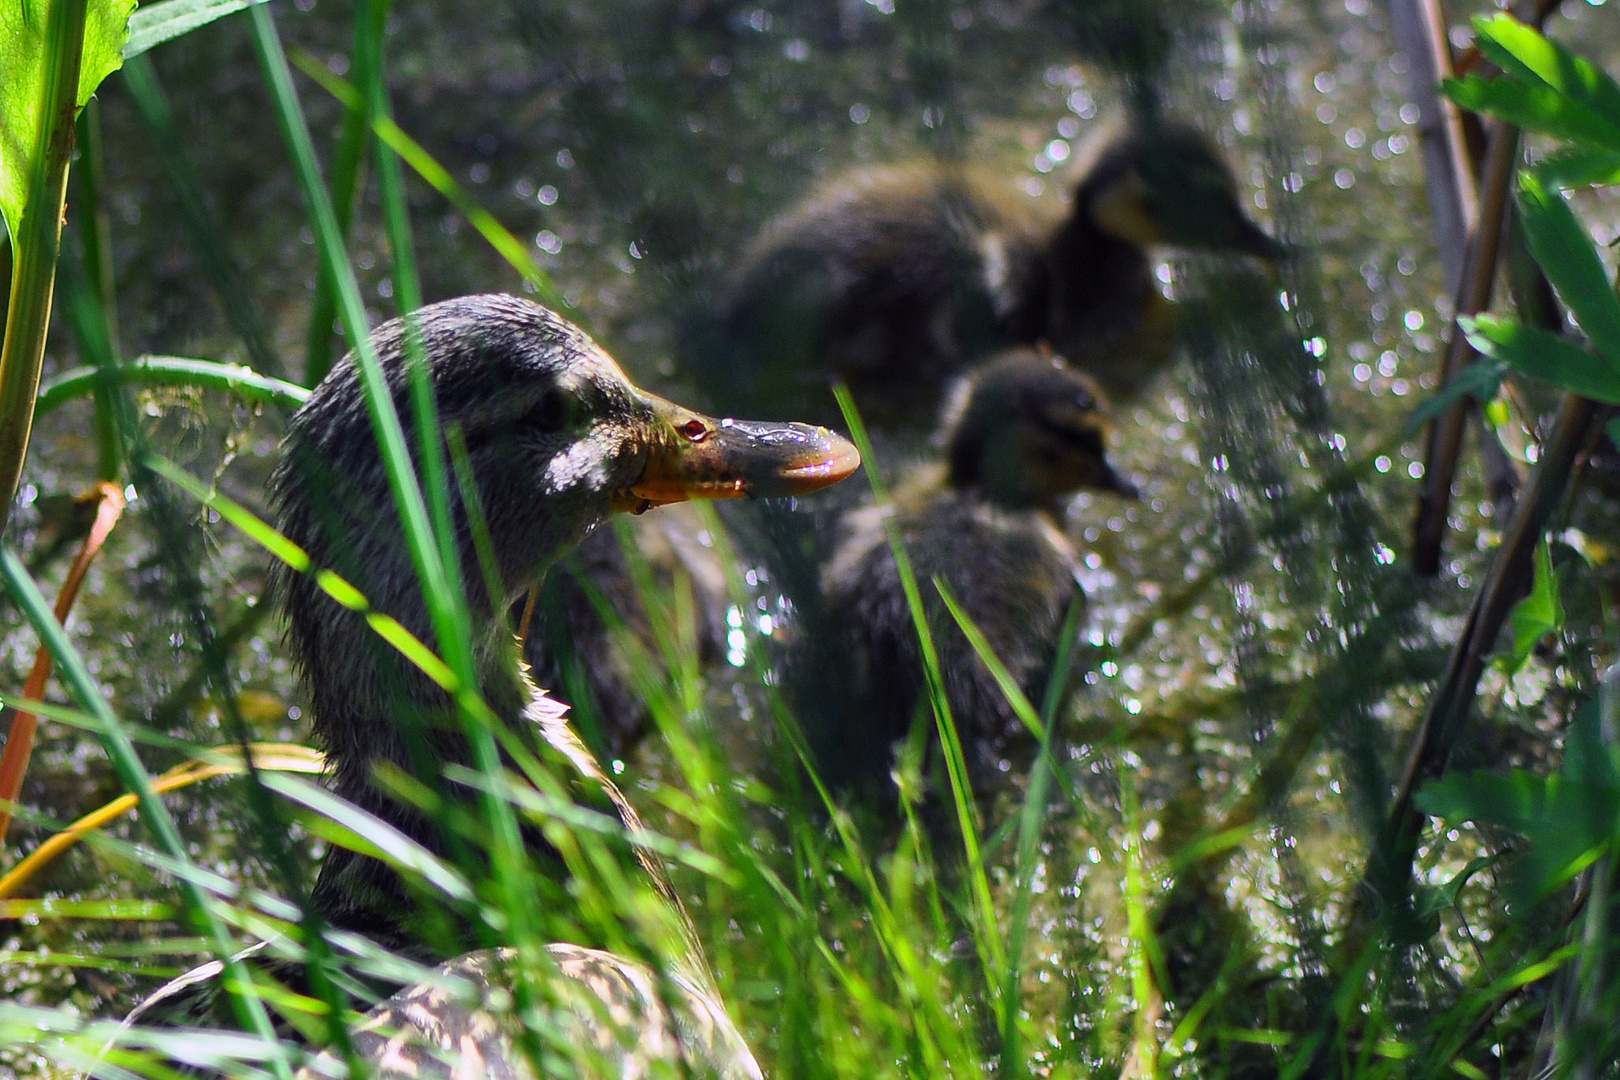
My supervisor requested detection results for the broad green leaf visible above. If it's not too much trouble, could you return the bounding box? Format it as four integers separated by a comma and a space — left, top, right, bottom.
125, 0, 276, 60
1516, 172, 1620, 367
1419, 700, 1620, 908
1563, 696, 1620, 795
0, 0, 136, 239
1504, 540, 1564, 675
1406, 356, 1507, 430
1474, 14, 1620, 151
1533, 146, 1620, 190
1461, 314, 1620, 404
1417, 766, 1619, 906
1443, 74, 1620, 156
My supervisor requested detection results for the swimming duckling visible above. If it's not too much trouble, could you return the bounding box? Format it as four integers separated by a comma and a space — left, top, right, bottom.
704, 115, 1279, 429
116, 295, 859, 1077
808, 348, 1135, 790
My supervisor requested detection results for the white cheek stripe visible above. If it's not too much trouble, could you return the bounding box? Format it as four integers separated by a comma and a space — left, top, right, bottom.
543, 438, 611, 491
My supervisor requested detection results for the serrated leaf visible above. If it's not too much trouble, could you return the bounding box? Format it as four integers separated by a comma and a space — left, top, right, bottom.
124, 0, 276, 61
1473, 14, 1620, 152
0, 0, 136, 240
1516, 172, 1620, 367
1461, 313, 1620, 404
1444, 75, 1620, 155
1504, 540, 1564, 674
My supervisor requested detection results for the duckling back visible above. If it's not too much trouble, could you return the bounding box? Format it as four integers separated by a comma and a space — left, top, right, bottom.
816, 490, 1086, 787
705, 163, 1054, 429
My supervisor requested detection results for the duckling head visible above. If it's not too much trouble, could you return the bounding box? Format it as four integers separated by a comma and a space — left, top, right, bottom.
941, 347, 1138, 512
1077, 117, 1281, 261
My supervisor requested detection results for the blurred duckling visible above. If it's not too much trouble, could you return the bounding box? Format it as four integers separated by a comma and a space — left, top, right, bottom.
522, 505, 728, 762
704, 115, 1279, 429
806, 348, 1136, 790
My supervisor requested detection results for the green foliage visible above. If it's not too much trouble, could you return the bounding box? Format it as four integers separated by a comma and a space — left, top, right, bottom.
1515, 172, 1620, 363
1417, 700, 1620, 908
1460, 314, 1620, 405
1441, 15, 1620, 405
123, 0, 275, 62
1407, 355, 1508, 428
0, 0, 133, 240
1469, 13, 1620, 153
1503, 540, 1566, 676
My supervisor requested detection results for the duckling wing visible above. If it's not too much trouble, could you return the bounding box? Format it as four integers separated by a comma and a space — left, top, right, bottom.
710, 167, 1046, 425
818, 495, 1082, 781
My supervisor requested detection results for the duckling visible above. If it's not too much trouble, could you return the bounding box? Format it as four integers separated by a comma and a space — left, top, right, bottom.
807, 348, 1133, 790
703, 115, 1279, 429
114, 295, 859, 1076
522, 506, 727, 762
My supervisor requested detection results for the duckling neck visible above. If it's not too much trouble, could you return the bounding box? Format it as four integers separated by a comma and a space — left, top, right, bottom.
1039, 188, 1157, 346
940, 458, 1068, 521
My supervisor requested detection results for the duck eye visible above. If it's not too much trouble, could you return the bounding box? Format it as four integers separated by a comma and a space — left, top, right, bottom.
680, 418, 709, 443
531, 388, 573, 434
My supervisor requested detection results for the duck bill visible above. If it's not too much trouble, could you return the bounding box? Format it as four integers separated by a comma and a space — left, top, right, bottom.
613, 393, 863, 514
1099, 461, 1141, 501
1234, 215, 1286, 262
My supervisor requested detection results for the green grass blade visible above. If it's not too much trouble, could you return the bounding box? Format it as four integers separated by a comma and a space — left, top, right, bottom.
359, 0, 419, 315
833, 384, 1007, 1010
36, 355, 310, 416
71, 99, 123, 481
123, 0, 274, 59
120, 53, 285, 381
0, 546, 291, 1073
289, 54, 576, 323
299, 0, 386, 385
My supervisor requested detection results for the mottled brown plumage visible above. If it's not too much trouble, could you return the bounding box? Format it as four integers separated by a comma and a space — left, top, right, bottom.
297, 946, 760, 1080
705, 116, 1278, 428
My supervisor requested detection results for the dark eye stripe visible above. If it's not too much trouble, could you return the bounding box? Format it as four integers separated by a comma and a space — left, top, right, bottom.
1030, 413, 1104, 457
